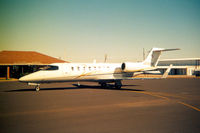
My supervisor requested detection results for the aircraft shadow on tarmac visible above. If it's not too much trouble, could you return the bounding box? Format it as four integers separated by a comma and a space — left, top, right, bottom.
5, 84, 144, 92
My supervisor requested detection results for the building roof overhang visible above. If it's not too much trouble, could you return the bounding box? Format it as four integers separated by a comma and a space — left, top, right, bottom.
0, 50, 68, 65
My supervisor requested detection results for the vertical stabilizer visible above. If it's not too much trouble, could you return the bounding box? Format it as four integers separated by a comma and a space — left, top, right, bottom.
143, 48, 180, 67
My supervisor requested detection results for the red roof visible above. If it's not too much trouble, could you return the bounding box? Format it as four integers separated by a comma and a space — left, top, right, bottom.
0, 51, 67, 65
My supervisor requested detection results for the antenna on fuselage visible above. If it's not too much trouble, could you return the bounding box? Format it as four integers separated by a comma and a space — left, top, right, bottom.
104, 54, 107, 63
143, 48, 145, 61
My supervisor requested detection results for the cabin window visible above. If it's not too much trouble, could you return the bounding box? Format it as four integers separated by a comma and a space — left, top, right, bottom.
98, 66, 101, 69
88, 66, 91, 71
42, 65, 59, 71
71, 67, 74, 71
83, 66, 86, 70
77, 66, 80, 71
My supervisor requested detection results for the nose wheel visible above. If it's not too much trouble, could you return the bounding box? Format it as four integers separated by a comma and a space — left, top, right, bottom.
35, 85, 40, 91
100, 82, 107, 88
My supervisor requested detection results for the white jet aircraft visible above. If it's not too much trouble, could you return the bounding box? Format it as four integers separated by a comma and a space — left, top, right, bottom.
19, 48, 179, 91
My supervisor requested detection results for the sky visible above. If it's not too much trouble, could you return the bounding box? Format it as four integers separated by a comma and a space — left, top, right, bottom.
0, 0, 200, 62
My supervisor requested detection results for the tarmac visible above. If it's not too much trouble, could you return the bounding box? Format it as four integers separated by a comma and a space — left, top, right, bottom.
0, 79, 200, 133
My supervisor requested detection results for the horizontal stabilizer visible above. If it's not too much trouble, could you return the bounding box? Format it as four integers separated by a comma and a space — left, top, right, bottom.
156, 48, 180, 52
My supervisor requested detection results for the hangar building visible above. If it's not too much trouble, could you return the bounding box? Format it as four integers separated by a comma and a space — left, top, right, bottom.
0, 51, 67, 79
157, 58, 200, 76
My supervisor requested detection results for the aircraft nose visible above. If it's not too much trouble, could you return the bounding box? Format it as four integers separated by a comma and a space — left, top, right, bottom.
19, 75, 30, 82
19, 73, 37, 82
19, 71, 44, 82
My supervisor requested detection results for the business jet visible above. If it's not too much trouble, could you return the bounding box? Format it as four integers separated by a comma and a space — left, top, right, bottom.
19, 48, 179, 91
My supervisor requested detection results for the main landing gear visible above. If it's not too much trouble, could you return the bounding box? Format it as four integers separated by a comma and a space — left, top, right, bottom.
114, 80, 122, 89
99, 80, 122, 89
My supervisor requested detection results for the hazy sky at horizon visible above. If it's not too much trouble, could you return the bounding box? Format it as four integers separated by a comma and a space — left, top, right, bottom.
0, 0, 200, 62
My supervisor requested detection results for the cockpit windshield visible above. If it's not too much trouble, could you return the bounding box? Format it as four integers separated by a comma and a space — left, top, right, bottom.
41, 65, 59, 71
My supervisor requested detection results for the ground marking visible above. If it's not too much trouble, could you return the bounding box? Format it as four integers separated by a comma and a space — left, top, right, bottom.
132, 91, 200, 112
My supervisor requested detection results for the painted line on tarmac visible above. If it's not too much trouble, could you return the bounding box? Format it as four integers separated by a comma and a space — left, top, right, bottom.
132, 91, 200, 112
152, 92, 187, 99
178, 101, 200, 112
140, 92, 170, 100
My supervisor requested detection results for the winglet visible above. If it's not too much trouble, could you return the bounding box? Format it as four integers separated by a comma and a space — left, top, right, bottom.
162, 64, 173, 78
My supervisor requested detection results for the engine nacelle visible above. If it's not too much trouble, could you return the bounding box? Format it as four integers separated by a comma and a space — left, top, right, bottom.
121, 62, 143, 72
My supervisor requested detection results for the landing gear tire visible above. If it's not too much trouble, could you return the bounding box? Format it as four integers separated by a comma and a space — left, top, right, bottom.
100, 83, 107, 88
115, 84, 122, 89
35, 85, 40, 92
115, 81, 122, 89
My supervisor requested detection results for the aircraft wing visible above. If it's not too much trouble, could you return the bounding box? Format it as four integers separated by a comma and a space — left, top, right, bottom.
128, 64, 173, 80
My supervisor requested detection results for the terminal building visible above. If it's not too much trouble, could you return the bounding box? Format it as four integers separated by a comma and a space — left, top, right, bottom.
157, 58, 200, 76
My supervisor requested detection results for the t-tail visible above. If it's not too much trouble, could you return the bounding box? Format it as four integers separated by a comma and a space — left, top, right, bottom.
143, 48, 180, 67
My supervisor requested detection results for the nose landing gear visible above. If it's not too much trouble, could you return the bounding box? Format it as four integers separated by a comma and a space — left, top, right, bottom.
28, 83, 41, 92
35, 85, 40, 91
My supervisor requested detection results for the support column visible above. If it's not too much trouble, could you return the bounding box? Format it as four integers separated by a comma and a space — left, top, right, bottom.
186, 68, 189, 76
21, 66, 24, 74
6, 66, 10, 80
